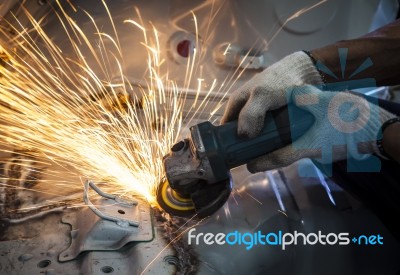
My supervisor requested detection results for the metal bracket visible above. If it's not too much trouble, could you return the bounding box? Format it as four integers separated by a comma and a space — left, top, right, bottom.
59, 180, 153, 262
83, 180, 139, 227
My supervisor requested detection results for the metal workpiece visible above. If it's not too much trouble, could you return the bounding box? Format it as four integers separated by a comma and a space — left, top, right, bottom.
0, 211, 81, 275
78, 242, 177, 275
0, 207, 178, 275
83, 180, 139, 227
189, 161, 400, 275
60, 181, 153, 262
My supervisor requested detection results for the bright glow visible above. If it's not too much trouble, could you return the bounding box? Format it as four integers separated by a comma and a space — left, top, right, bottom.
0, 3, 197, 205
0, 0, 324, 211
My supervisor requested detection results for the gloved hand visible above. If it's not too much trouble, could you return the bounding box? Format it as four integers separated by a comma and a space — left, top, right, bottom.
221, 51, 322, 138
247, 85, 397, 173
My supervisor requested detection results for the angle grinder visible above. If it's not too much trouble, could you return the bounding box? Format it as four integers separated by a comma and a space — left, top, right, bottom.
157, 104, 314, 218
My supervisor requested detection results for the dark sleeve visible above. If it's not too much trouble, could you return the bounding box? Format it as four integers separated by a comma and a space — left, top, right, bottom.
321, 97, 400, 240
397, 0, 400, 19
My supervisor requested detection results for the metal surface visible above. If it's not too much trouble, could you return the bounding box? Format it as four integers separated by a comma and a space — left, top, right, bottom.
0, 152, 175, 274
191, 161, 400, 275
83, 180, 139, 227
0, 208, 177, 275
60, 183, 153, 262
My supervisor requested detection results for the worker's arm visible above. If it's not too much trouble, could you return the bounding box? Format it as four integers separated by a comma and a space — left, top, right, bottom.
221, 19, 400, 172
246, 86, 398, 173
222, 20, 400, 138
383, 122, 400, 163
311, 19, 400, 86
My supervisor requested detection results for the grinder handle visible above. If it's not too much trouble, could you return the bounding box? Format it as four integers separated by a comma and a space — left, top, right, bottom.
197, 104, 314, 180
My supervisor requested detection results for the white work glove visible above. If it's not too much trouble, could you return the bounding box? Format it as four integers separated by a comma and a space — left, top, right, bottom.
247, 85, 397, 173
221, 51, 323, 138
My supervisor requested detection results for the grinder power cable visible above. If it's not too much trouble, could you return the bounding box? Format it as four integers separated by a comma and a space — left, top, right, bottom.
157, 104, 315, 218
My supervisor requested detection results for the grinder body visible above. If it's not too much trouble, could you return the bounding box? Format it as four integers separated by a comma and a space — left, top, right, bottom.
160, 105, 315, 217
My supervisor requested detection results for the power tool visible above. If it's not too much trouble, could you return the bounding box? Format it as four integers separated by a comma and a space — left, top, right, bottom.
157, 104, 314, 218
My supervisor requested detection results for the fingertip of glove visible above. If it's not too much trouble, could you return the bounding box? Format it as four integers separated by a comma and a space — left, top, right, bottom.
247, 160, 272, 174
246, 162, 260, 174
220, 116, 230, 125
221, 112, 238, 125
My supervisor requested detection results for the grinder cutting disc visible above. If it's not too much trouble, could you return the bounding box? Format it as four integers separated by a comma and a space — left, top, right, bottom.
156, 177, 232, 218
156, 178, 196, 217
